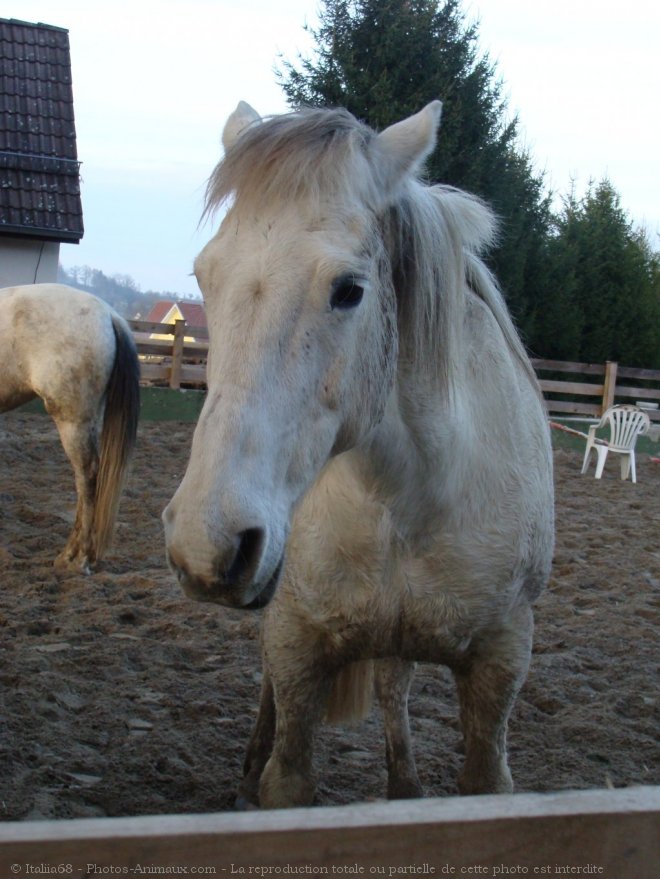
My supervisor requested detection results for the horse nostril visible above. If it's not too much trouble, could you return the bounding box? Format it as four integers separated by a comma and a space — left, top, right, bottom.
225, 528, 265, 585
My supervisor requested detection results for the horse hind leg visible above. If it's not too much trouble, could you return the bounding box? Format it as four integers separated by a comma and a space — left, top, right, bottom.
453, 603, 534, 795
235, 669, 276, 810
53, 418, 99, 573
375, 658, 423, 799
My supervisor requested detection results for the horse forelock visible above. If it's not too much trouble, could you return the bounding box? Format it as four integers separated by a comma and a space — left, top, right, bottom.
203, 108, 376, 220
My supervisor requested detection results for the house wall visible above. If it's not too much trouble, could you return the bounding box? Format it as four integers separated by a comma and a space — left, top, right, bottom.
0, 238, 60, 288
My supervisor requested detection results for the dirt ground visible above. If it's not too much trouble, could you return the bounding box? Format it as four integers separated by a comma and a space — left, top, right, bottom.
0, 411, 658, 821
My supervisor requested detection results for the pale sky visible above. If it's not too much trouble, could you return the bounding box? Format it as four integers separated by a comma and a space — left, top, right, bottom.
10, 0, 660, 298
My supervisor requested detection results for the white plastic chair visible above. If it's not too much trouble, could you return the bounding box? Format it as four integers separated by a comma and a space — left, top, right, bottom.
581, 404, 651, 483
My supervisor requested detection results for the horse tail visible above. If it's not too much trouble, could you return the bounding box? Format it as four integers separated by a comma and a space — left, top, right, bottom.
93, 315, 140, 560
324, 660, 375, 725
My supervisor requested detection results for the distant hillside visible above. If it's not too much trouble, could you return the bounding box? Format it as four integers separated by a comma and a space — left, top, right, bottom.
57, 265, 199, 320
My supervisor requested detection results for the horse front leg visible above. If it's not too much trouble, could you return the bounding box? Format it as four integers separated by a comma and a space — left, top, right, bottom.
453, 603, 534, 794
259, 670, 332, 808
235, 668, 276, 810
257, 614, 333, 808
375, 658, 423, 799
53, 419, 98, 573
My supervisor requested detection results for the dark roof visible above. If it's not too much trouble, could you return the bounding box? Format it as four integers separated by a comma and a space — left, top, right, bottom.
0, 18, 83, 243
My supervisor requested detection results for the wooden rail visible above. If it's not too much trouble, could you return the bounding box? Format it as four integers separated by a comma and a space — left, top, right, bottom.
1, 786, 658, 877
531, 359, 660, 421
129, 321, 660, 420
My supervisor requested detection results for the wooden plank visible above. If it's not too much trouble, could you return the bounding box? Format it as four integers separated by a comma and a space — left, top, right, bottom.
185, 323, 209, 340
169, 320, 186, 389
135, 340, 176, 357
538, 379, 604, 396
0, 787, 657, 877
616, 366, 660, 381
129, 319, 176, 336
180, 364, 207, 384
136, 342, 208, 359
138, 362, 170, 382
543, 399, 601, 416
531, 359, 606, 376
602, 361, 617, 413
615, 386, 660, 401
182, 340, 209, 356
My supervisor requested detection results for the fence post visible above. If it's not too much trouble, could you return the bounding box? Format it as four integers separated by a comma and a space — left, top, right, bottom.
169, 320, 186, 389
601, 360, 618, 413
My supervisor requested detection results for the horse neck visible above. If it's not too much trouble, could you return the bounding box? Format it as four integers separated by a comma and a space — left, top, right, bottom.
354, 360, 459, 546
347, 190, 473, 541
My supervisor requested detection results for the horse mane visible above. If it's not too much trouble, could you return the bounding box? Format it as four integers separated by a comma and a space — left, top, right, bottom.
385, 182, 538, 390
203, 107, 537, 392
203, 107, 378, 220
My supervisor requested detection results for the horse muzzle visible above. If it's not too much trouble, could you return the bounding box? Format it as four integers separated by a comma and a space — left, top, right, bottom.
165, 529, 285, 611
162, 459, 292, 611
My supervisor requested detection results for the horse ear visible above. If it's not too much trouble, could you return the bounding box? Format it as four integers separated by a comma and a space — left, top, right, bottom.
373, 101, 442, 188
222, 101, 261, 152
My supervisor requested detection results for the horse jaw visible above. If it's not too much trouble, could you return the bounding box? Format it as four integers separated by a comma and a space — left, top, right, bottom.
222, 100, 261, 152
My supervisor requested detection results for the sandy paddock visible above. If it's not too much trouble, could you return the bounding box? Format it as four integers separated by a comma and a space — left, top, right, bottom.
0, 411, 658, 820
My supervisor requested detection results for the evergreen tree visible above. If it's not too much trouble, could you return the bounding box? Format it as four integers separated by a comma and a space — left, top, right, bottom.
531, 194, 583, 362
537, 181, 660, 367
278, 0, 552, 336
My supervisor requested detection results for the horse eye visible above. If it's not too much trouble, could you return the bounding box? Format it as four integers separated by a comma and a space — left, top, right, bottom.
330, 276, 364, 310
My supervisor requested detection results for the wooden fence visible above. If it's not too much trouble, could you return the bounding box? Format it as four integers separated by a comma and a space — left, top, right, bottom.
532, 359, 660, 422
131, 320, 660, 422
130, 318, 209, 389
1, 786, 658, 877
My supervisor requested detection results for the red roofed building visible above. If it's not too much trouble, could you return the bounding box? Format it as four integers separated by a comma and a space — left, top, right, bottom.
144, 300, 207, 342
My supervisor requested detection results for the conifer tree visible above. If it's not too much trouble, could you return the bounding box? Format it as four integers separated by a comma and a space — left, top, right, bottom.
537, 181, 660, 367
278, 0, 552, 336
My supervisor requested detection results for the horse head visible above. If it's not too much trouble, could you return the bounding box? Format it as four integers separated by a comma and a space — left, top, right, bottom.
163, 101, 442, 610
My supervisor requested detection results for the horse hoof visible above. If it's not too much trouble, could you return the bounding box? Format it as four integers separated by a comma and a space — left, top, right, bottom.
387, 781, 424, 800
54, 554, 93, 575
234, 795, 260, 811
54, 554, 75, 572
54, 543, 95, 574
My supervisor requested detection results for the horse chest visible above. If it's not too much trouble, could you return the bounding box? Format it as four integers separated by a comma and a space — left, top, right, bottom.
293, 554, 492, 670
287, 482, 517, 670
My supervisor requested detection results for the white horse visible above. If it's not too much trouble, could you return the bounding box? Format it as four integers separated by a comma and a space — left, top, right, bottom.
0, 283, 140, 572
164, 101, 554, 807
